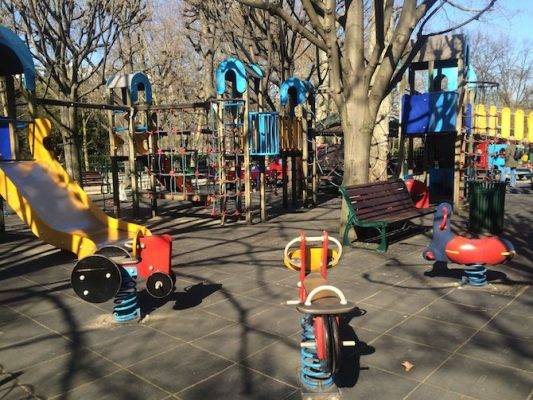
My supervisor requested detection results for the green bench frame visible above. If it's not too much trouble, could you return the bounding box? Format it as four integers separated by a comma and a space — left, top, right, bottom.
339, 180, 435, 253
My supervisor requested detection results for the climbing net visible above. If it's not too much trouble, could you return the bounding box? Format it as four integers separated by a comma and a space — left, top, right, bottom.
315, 132, 344, 188
148, 107, 215, 202
208, 100, 246, 220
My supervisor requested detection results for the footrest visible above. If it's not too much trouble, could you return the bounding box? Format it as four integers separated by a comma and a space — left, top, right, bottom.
296, 299, 356, 315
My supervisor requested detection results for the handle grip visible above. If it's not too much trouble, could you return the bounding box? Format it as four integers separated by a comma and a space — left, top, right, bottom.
283, 235, 342, 269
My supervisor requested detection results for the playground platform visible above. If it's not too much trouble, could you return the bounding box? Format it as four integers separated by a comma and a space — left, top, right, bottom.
0, 184, 531, 400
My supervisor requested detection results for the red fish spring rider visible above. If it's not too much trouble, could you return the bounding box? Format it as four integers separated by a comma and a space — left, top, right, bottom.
423, 202, 515, 285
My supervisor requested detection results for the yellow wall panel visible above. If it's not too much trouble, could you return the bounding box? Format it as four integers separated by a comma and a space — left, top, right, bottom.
514, 109, 525, 140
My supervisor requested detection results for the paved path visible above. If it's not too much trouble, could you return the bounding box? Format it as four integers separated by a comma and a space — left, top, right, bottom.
0, 187, 531, 399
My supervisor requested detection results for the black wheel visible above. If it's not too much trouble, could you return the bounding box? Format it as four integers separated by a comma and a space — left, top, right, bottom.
324, 315, 341, 374
146, 272, 174, 298
95, 245, 131, 259
71, 255, 121, 303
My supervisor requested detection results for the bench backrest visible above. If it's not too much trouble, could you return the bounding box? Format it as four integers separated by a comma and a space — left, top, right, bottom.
341, 180, 415, 220
82, 171, 103, 186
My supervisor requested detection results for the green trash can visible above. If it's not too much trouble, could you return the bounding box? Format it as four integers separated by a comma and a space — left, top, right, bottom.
468, 181, 506, 234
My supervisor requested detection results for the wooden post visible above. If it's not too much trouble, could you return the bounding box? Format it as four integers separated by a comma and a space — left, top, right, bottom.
260, 157, 266, 222
282, 151, 288, 208
312, 137, 317, 206
127, 108, 139, 217
395, 75, 408, 179
111, 155, 122, 218
258, 77, 267, 222
454, 57, 466, 206
5, 76, 17, 160
217, 98, 225, 225
148, 129, 157, 217
301, 114, 309, 207
243, 90, 252, 225
291, 154, 297, 208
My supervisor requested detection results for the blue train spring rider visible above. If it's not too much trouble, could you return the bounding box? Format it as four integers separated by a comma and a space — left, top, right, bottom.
423, 203, 515, 285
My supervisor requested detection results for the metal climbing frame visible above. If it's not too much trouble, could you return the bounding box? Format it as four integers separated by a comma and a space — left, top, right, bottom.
210, 99, 247, 224
146, 105, 214, 208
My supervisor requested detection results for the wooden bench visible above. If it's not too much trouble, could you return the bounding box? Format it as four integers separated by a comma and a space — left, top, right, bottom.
82, 171, 109, 194
339, 180, 435, 252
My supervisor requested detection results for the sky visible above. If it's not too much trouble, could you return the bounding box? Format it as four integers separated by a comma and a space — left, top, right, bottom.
426, 1, 533, 44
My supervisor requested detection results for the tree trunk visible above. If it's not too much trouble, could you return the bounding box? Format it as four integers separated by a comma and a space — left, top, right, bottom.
59, 104, 82, 184
339, 96, 378, 238
369, 94, 391, 182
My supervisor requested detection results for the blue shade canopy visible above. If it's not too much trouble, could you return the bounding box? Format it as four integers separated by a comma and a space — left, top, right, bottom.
106, 72, 153, 104
129, 72, 152, 104
216, 58, 247, 95
280, 77, 313, 106
248, 63, 264, 78
0, 26, 36, 91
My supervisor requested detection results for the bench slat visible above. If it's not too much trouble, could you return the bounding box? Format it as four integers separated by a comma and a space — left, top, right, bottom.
357, 201, 419, 220
350, 190, 412, 206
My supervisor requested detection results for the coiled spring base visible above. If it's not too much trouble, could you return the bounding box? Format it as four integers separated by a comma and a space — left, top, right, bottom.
113, 266, 141, 322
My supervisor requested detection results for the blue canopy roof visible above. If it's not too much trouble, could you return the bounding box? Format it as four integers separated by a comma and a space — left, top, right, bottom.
280, 77, 313, 106
216, 58, 248, 95
0, 26, 36, 91
130, 72, 152, 104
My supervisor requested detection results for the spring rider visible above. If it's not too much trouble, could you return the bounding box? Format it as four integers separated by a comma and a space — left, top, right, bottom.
423, 203, 515, 285
284, 231, 357, 398
71, 234, 174, 322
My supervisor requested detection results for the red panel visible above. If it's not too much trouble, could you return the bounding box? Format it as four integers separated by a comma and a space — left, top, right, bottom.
313, 316, 327, 360
137, 235, 173, 279
445, 236, 513, 265
405, 179, 430, 208
474, 141, 489, 170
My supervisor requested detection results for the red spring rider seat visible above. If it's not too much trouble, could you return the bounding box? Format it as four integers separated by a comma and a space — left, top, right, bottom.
423, 202, 515, 285
284, 231, 357, 393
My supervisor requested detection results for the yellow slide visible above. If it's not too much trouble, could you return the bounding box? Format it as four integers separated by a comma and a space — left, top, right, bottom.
0, 118, 150, 259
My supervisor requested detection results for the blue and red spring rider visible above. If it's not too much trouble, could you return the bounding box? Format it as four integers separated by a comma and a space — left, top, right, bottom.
71, 234, 174, 322
284, 232, 356, 395
423, 203, 515, 285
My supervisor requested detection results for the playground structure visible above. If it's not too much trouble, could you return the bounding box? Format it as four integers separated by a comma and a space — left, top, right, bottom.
400, 34, 532, 205
284, 232, 356, 395
279, 77, 318, 207
0, 26, 174, 322
399, 34, 471, 205
467, 81, 532, 178
423, 202, 515, 286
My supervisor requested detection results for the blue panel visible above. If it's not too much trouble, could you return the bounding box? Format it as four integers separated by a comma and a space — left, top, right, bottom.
0, 117, 12, 160
429, 91, 458, 132
0, 26, 36, 91
129, 72, 152, 104
432, 67, 458, 91
429, 167, 454, 198
402, 91, 458, 135
465, 103, 472, 134
280, 77, 313, 106
488, 144, 507, 169
216, 58, 247, 95
249, 112, 279, 156
402, 93, 430, 134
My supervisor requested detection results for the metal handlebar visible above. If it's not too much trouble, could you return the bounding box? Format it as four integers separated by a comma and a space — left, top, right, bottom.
304, 285, 348, 306
283, 234, 342, 268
